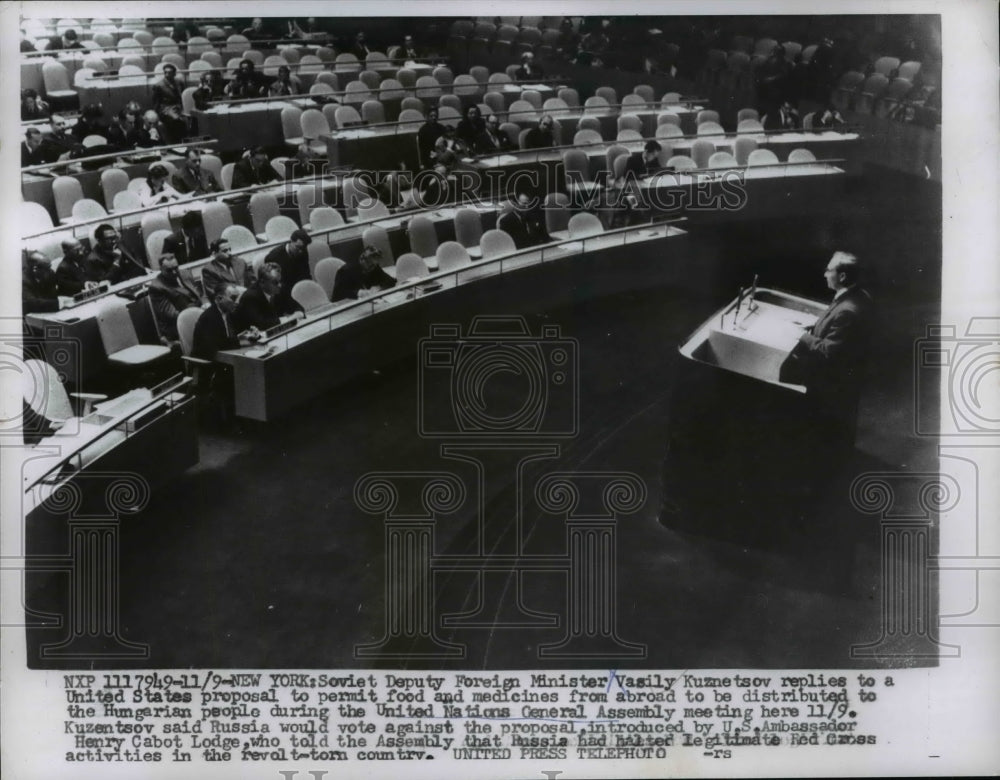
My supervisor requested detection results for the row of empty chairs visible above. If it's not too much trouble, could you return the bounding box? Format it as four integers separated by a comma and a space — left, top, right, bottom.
831, 71, 921, 116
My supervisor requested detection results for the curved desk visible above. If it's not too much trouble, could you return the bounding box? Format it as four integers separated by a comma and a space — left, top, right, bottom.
216, 222, 690, 421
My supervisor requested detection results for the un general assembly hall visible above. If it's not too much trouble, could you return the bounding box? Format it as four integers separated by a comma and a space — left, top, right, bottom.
9, 10, 958, 671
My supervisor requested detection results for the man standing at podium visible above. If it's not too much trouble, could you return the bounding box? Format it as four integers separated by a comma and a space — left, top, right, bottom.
782, 251, 873, 450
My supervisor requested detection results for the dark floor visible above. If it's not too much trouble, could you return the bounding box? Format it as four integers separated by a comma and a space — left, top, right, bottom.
26, 165, 942, 670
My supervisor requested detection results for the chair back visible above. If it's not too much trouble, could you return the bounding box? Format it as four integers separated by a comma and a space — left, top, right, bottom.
691, 139, 715, 168
737, 107, 759, 123
656, 123, 683, 140
415, 76, 442, 99
70, 198, 108, 222
788, 148, 816, 163
96, 298, 140, 355
357, 199, 390, 221
558, 87, 580, 107
52, 176, 83, 221
737, 118, 763, 133
481, 229, 516, 259
249, 193, 281, 235
100, 168, 129, 209
265, 216, 298, 243
112, 191, 141, 212
436, 241, 471, 272
708, 151, 738, 169
281, 105, 304, 143
22, 202, 54, 233
543, 193, 571, 235
454, 208, 483, 249
296, 184, 320, 228
617, 114, 642, 134
301, 109, 331, 140
144, 229, 174, 270
747, 148, 779, 166
733, 136, 758, 165
567, 212, 603, 239
201, 202, 233, 245
310, 207, 345, 232
584, 96, 609, 112
220, 163, 235, 190
42, 60, 71, 92
22, 359, 74, 424
313, 257, 345, 297
398, 108, 424, 127
573, 129, 602, 146
177, 308, 202, 356
697, 109, 721, 126
697, 121, 724, 135
335, 53, 360, 71
595, 86, 617, 104
396, 253, 430, 281
359, 70, 381, 90
362, 226, 394, 262
291, 280, 331, 312
620, 94, 646, 113
221, 224, 258, 251
401, 97, 425, 114
140, 211, 172, 239
408, 216, 439, 257
362, 100, 385, 124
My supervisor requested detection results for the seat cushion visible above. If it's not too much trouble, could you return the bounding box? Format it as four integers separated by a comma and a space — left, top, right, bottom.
108, 345, 171, 366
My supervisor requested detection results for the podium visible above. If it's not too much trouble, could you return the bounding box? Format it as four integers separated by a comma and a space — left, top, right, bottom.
662, 288, 830, 535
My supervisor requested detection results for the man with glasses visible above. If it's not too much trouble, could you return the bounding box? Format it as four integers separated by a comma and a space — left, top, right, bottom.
148, 253, 204, 347
232, 263, 303, 332
84, 224, 147, 285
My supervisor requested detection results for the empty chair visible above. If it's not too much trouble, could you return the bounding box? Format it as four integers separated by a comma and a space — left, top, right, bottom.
335, 53, 360, 72
200, 202, 233, 245
303, 237, 331, 279
73, 67, 96, 88
249, 193, 281, 238
343, 81, 373, 107
558, 87, 580, 107
200, 50, 223, 67
661, 91, 682, 104
83, 55, 108, 71
401, 96, 425, 115
407, 215, 439, 260
437, 106, 461, 127
737, 118, 764, 133
898, 60, 922, 82
577, 115, 602, 134
52, 176, 83, 222
112, 191, 141, 212
657, 112, 682, 127
617, 129, 643, 142
697, 121, 724, 135
225, 34, 250, 53
620, 94, 647, 113
453, 74, 483, 98
295, 184, 320, 229
334, 105, 363, 128
362, 100, 386, 124
480, 229, 516, 260
22, 202, 54, 233
300, 108, 331, 146
358, 69, 381, 90
543, 192, 571, 240
831, 71, 865, 111
415, 75, 442, 99
313, 257, 346, 298
309, 207, 345, 233
737, 107, 760, 123
99, 168, 129, 209
162, 52, 185, 70
41, 60, 76, 103
567, 212, 603, 239
733, 136, 758, 165
666, 155, 697, 170
563, 149, 598, 197
144, 229, 173, 269
543, 97, 569, 114
691, 138, 715, 168
220, 163, 235, 190
96, 298, 172, 368
781, 41, 802, 62
21, 358, 107, 429
289, 280, 330, 313
436, 241, 471, 272
140, 211, 172, 239
873, 56, 901, 77
697, 109, 721, 126
855, 73, 890, 114
521, 89, 542, 110
595, 86, 617, 104
747, 148, 780, 166
499, 122, 521, 148
309, 82, 335, 97
876, 77, 914, 117
438, 94, 462, 112
221, 224, 258, 251
617, 114, 642, 134
708, 151, 738, 169
395, 253, 430, 282
315, 71, 339, 90
432, 66, 454, 88
395, 68, 417, 88
584, 96, 609, 112
357, 198, 390, 221
787, 148, 816, 163
453, 208, 483, 257
378, 78, 406, 102
361, 225, 393, 263
71, 199, 108, 222
487, 72, 511, 87
573, 129, 603, 146
342, 177, 372, 218
397, 108, 425, 128
754, 37, 778, 57
281, 105, 304, 149
265, 215, 299, 243
151, 36, 177, 54
482, 90, 505, 116
604, 144, 629, 175
633, 84, 655, 102
508, 99, 537, 124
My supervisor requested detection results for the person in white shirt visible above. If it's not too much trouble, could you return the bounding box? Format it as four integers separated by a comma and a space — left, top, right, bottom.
136, 163, 185, 208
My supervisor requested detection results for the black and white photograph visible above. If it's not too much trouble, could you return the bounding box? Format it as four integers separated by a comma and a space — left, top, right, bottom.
1, 1, 997, 777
